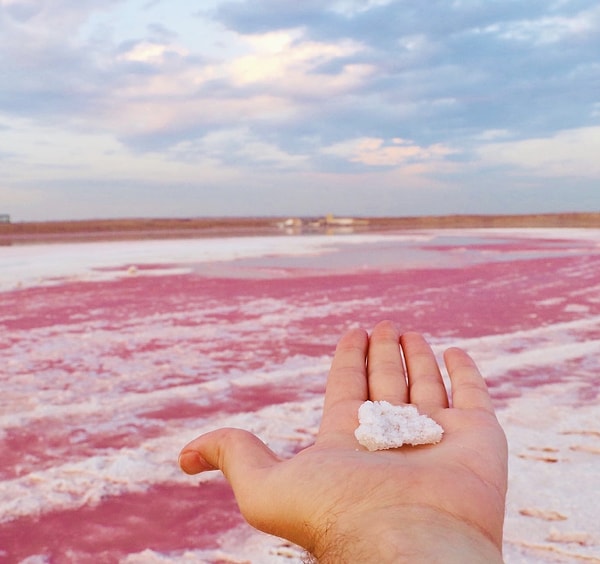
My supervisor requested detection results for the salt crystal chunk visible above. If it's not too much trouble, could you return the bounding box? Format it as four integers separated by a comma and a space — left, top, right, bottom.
354, 400, 443, 451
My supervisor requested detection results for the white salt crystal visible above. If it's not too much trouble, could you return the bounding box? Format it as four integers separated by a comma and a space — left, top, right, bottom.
355, 400, 443, 451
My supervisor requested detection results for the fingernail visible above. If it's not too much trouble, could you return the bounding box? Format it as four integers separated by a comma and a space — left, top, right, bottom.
178, 451, 212, 474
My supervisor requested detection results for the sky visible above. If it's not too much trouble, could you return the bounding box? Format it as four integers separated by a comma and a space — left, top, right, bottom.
1, 0, 599, 221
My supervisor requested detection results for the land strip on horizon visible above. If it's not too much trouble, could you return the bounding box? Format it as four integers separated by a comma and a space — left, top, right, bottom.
0, 212, 598, 245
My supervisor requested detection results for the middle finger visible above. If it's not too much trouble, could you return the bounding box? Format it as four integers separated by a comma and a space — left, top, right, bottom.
367, 320, 409, 404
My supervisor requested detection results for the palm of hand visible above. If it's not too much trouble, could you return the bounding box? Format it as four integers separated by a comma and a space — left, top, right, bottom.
245, 400, 507, 554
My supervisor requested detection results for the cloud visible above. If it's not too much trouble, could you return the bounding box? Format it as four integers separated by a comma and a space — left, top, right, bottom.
212, 0, 600, 142
471, 8, 600, 45
3, 0, 598, 151
1, 0, 41, 22
117, 41, 189, 64
227, 29, 370, 92
477, 126, 600, 177
0, 1, 123, 122
83, 27, 376, 151
168, 127, 310, 170
322, 137, 454, 167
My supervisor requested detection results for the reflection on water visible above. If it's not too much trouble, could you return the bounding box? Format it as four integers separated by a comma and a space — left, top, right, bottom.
194, 231, 594, 278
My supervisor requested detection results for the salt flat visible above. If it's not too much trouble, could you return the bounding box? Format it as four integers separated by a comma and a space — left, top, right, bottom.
0, 229, 598, 562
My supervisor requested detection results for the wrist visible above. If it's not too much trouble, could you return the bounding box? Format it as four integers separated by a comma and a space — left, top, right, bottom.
310, 505, 504, 563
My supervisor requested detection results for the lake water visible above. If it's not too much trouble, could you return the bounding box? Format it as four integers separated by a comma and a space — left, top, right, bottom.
1, 229, 599, 563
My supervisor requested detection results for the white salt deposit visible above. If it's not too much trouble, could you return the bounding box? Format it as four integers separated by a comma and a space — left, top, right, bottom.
355, 401, 443, 451
0, 233, 430, 291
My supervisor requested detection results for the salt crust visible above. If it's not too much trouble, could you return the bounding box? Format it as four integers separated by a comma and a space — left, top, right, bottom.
355, 401, 444, 451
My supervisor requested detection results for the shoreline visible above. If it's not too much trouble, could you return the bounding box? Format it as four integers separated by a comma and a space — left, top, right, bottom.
1, 212, 599, 245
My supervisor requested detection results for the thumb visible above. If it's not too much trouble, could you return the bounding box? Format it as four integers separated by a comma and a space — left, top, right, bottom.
179, 428, 283, 533
179, 427, 279, 483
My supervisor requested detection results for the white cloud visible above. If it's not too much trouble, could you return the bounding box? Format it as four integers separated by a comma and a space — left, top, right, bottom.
227, 29, 370, 93
169, 128, 309, 170
0, 114, 233, 185
329, 0, 395, 17
235, 139, 309, 169
472, 6, 600, 45
92, 29, 373, 140
118, 41, 189, 64
103, 93, 296, 141
0, 0, 42, 22
477, 126, 600, 177
322, 137, 455, 167
476, 129, 512, 141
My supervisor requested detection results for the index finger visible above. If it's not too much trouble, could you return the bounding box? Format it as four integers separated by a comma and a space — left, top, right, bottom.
318, 328, 368, 439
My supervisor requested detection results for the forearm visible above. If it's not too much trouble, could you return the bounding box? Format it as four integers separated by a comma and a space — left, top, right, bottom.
308, 506, 504, 564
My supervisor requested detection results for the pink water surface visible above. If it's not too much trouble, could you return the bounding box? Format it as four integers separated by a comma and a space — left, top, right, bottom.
1, 229, 599, 562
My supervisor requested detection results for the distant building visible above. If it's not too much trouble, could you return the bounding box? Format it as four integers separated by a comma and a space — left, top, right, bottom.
325, 213, 369, 227
282, 218, 303, 228
325, 213, 354, 226
0, 214, 10, 223
277, 214, 369, 234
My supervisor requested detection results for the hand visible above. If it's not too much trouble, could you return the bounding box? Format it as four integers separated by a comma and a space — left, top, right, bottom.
179, 321, 508, 562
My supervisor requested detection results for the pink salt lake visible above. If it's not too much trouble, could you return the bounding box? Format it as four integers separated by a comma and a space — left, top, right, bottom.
0, 229, 598, 563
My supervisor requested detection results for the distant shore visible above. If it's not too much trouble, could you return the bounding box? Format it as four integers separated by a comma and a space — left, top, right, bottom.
1, 212, 598, 245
